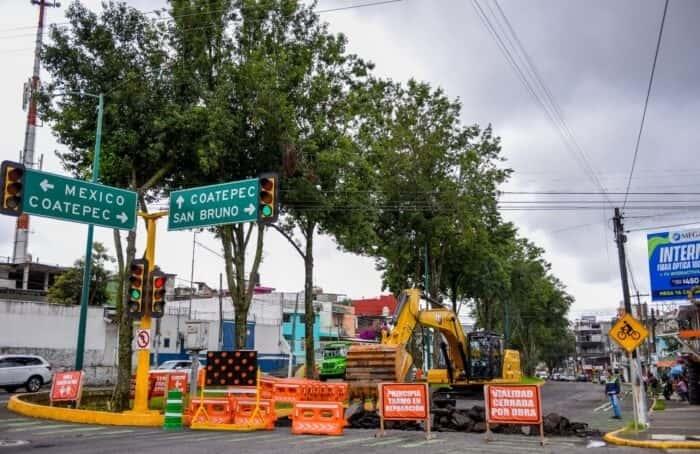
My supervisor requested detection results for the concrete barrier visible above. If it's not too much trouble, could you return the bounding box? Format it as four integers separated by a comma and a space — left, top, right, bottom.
8, 392, 163, 427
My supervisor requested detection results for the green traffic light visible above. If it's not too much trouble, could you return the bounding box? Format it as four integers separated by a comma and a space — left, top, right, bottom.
130, 289, 141, 300
262, 205, 272, 217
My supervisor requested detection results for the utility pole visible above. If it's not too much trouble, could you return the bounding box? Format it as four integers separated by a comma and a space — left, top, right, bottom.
613, 208, 647, 426
14, 0, 61, 289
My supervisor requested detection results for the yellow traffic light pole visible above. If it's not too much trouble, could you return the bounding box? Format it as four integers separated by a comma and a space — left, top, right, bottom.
131, 210, 168, 414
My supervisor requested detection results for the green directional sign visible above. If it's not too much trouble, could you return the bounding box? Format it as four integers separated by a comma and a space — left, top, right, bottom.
22, 168, 137, 230
168, 178, 260, 231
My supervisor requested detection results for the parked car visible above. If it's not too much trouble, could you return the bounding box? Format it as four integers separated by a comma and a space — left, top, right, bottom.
552, 372, 562, 381
153, 359, 204, 372
0, 355, 53, 393
535, 370, 548, 380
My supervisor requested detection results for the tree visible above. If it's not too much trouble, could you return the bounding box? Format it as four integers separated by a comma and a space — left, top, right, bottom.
48, 242, 114, 306
40, 1, 186, 411
265, 9, 374, 376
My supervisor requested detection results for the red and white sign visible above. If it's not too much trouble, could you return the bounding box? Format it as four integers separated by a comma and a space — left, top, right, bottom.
485, 385, 542, 424
166, 372, 189, 393
380, 383, 428, 420
378, 382, 430, 440
136, 329, 150, 350
50, 371, 83, 403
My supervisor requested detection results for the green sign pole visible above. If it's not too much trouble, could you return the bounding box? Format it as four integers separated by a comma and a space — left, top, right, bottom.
75, 93, 103, 371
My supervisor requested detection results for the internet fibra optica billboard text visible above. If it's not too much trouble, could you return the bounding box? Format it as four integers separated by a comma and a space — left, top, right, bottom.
647, 228, 700, 301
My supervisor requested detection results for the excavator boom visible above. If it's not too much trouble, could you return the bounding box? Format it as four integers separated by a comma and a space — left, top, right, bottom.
345, 289, 521, 399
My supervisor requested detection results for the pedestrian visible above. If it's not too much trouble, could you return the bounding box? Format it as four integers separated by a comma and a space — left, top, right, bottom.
663, 375, 673, 400
605, 369, 622, 419
676, 376, 690, 403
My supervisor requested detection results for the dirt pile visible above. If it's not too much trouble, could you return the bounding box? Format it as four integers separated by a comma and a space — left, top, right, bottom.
346, 405, 602, 438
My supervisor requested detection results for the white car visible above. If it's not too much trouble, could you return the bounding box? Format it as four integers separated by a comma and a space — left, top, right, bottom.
153, 360, 204, 372
0, 355, 53, 393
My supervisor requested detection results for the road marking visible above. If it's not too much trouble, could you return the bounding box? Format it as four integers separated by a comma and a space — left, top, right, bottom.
2, 421, 45, 428
224, 433, 285, 442
7, 423, 78, 432
400, 438, 444, 448
325, 436, 376, 446
363, 437, 411, 447
38, 426, 105, 435
0, 418, 32, 423
290, 436, 336, 444
80, 429, 136, 438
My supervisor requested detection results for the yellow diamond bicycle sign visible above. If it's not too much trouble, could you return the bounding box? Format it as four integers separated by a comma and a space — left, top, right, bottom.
609, 313, 649, 353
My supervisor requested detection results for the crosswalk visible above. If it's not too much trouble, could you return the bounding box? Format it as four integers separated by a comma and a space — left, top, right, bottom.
0, 417, 586, 452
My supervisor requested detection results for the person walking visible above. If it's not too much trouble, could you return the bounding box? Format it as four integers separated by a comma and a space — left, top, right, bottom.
676, 376, 690, 403
605, 369, 622, 419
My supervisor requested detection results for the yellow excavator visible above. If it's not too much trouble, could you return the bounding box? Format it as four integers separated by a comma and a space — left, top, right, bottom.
345, 288, 522, 399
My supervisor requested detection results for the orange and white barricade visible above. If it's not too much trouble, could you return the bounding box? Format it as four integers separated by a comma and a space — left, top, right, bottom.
234, 398, 276, 430
291, 401, 345, 436
185, 398, 233, 425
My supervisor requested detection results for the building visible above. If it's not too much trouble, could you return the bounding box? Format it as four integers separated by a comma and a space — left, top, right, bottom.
573, 315, 614, 376
0, 260, 67, 301
352, 294, 397, 339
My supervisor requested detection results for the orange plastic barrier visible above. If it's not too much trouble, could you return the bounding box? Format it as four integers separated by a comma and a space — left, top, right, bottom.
273, 381, 302, 404
185, 398, 233, 425
233, 398, 275, 429
299, 383, 348, 402
260, 376, 280, 399
292, 401, 345, 436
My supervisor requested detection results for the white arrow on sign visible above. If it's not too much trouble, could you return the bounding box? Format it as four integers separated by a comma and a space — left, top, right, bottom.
40, 179, 54, 192
176, 195, 185, 209
244, 203, 256, 216
116, 212, 128, 224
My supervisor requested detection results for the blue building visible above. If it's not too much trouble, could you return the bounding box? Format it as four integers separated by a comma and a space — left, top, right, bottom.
282, 312, 320, 365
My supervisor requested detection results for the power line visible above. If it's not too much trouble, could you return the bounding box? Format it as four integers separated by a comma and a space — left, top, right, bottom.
622, 0, 669, 210
626, 220, 700, 233
471, 0, 612, 205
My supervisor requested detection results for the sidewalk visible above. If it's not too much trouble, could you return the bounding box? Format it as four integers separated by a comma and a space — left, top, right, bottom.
604, 399, 700, 449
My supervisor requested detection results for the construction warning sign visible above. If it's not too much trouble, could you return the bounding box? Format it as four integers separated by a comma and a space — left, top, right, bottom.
609, 313, 649, 352
380, 383, 428, 420
50, 371, 83, 403
486, 385, 542, 424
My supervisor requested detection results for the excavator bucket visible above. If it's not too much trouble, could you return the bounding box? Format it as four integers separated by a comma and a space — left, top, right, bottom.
344, 344, 412, 400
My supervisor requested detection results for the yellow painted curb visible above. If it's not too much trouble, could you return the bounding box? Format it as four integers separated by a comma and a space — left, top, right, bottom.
604, 428, 700, 449
8, 395, 163, 427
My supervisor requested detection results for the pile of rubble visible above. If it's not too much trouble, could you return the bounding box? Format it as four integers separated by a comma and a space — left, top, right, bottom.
346, 404, 602, 438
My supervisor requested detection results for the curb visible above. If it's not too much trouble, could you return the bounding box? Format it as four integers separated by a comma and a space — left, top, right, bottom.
604, 428, 700, 449
8, 395, 163, 427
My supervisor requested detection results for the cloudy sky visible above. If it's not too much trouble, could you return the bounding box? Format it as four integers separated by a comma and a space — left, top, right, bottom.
1, 0, 698, 319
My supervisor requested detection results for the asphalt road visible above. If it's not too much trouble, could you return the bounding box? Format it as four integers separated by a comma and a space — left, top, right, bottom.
0, 384, 664, 454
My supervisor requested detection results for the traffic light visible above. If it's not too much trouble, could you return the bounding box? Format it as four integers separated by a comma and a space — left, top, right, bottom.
1, 161, 25, 216
128, 258, 148, 318
258, 172, 279, 224
150, 269, 167, 319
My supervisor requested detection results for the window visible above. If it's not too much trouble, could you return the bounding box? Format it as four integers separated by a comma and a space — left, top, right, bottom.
163, 338, 170, 348
0, 358, 21, 368
283, 314, 291, 323
24, 358, 43, 366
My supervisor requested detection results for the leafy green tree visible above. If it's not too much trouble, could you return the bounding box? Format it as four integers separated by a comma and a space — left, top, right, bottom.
40, 1, 184, 411
48, 242, 114, 306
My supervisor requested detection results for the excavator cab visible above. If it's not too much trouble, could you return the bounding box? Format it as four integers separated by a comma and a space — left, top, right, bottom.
466, 331, 504, 381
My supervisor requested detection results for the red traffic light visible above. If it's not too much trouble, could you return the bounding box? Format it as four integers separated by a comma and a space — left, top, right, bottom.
153, 276, 166, 289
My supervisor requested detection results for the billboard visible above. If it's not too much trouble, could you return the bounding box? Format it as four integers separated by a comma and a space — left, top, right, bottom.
647, 228, 700, 301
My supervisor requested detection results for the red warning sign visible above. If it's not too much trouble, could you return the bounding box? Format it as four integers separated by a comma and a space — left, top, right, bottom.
50, 371, 83, 403
485, 385, 542, 424
167, 372, 189, 393
380, 383, 428, 420
136, 329, 150, 350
